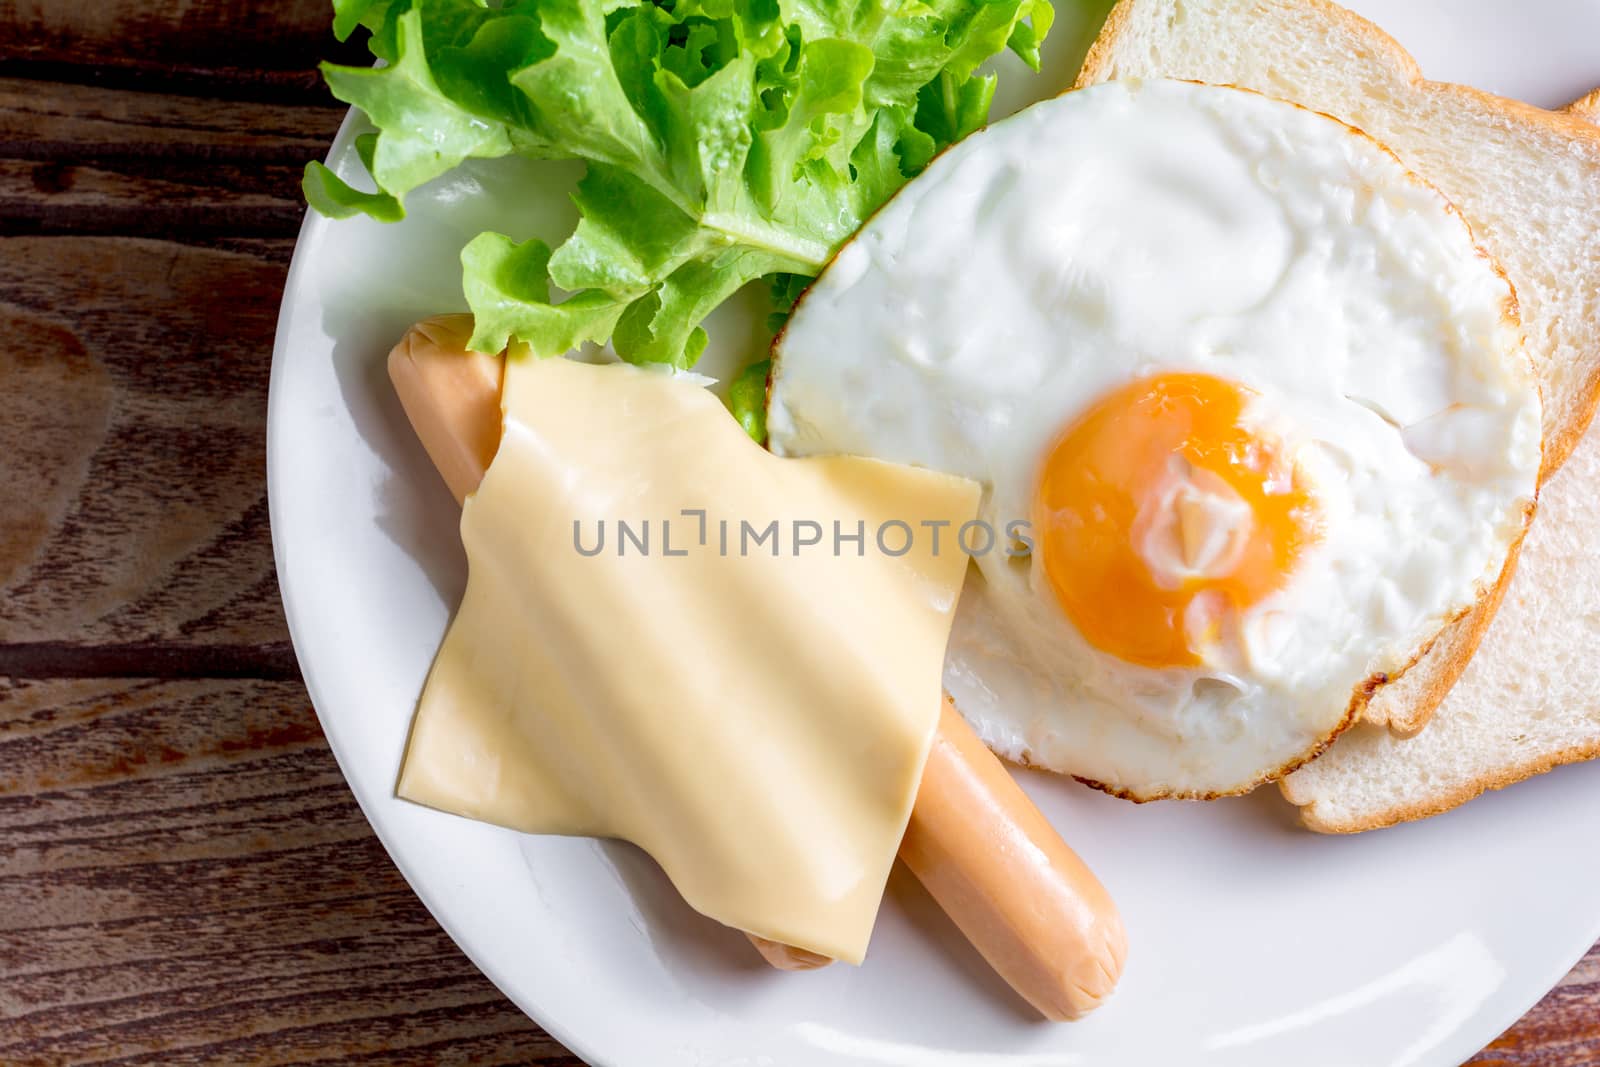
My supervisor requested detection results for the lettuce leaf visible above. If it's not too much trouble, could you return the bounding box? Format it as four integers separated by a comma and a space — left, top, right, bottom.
307, 0, 1052, 376
729, 358, 772, 442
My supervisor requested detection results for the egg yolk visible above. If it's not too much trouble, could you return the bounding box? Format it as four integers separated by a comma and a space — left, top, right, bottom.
1033, 373, 1320, 668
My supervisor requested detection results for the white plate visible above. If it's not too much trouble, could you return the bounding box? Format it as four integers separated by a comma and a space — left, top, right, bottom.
268, 4, 1600, 1064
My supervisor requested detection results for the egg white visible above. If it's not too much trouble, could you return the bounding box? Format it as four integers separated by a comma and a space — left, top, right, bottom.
767, 79, 1542, 799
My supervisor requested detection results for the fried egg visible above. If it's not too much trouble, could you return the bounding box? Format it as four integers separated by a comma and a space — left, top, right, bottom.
766, 79, 1542, 800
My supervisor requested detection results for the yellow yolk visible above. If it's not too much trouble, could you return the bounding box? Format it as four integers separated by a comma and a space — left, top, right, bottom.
1034, 373, 1320, 668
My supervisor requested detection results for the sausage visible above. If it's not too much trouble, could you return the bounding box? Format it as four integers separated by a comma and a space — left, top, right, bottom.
901, 697, 1127, 1019
747, 935, 835, 972
385, 315, 503, 504
387, 317, 1126, 1011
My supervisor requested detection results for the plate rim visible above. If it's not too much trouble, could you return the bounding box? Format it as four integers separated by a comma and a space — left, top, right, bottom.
267, 84, 1600, 1067
266, 142, 614, 1063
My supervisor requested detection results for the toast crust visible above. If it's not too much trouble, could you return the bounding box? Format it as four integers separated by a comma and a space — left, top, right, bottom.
1278, 86, 1600, 832
1569, 88, 1600, 122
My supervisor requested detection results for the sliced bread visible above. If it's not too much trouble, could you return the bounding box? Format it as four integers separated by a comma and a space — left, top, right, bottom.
1076, 0, 1600, 735
1275, 90, 1600, 832
1284, 450, 1600, 827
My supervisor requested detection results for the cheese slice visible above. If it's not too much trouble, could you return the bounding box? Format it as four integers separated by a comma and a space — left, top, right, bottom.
398, 355, 981, 962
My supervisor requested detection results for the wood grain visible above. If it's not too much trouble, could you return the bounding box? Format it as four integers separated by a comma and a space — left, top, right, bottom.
0, 75, 344, 668
0, 237, 295, 656
0, 77, 344, 237
1469, 950, 1600, 1066
0, 678, 562, 1065
1465, 953, 1600, 1067
0, 9, 1594, 1065
0, 0, 367, 101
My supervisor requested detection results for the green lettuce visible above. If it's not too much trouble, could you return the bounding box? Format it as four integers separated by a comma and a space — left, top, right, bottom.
729, 358, 772, 441
307, 0, 1052, 379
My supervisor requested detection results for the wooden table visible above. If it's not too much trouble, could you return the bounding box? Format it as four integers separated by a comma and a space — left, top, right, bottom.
0, 3, 1594, 1064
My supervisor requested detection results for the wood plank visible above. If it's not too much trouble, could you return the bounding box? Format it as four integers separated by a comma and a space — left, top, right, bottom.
0, 237, 295, 656
0, 78, 343, 663
1470, 944, 1600, 1065
0, 77, 344, 237
0, 158, 311, 237
0, 1, 366, 101
0, 76, 343, 151
0, 677, 567, 1066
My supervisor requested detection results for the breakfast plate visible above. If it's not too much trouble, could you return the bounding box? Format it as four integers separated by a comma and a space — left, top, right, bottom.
268, 2, 1600, 1063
